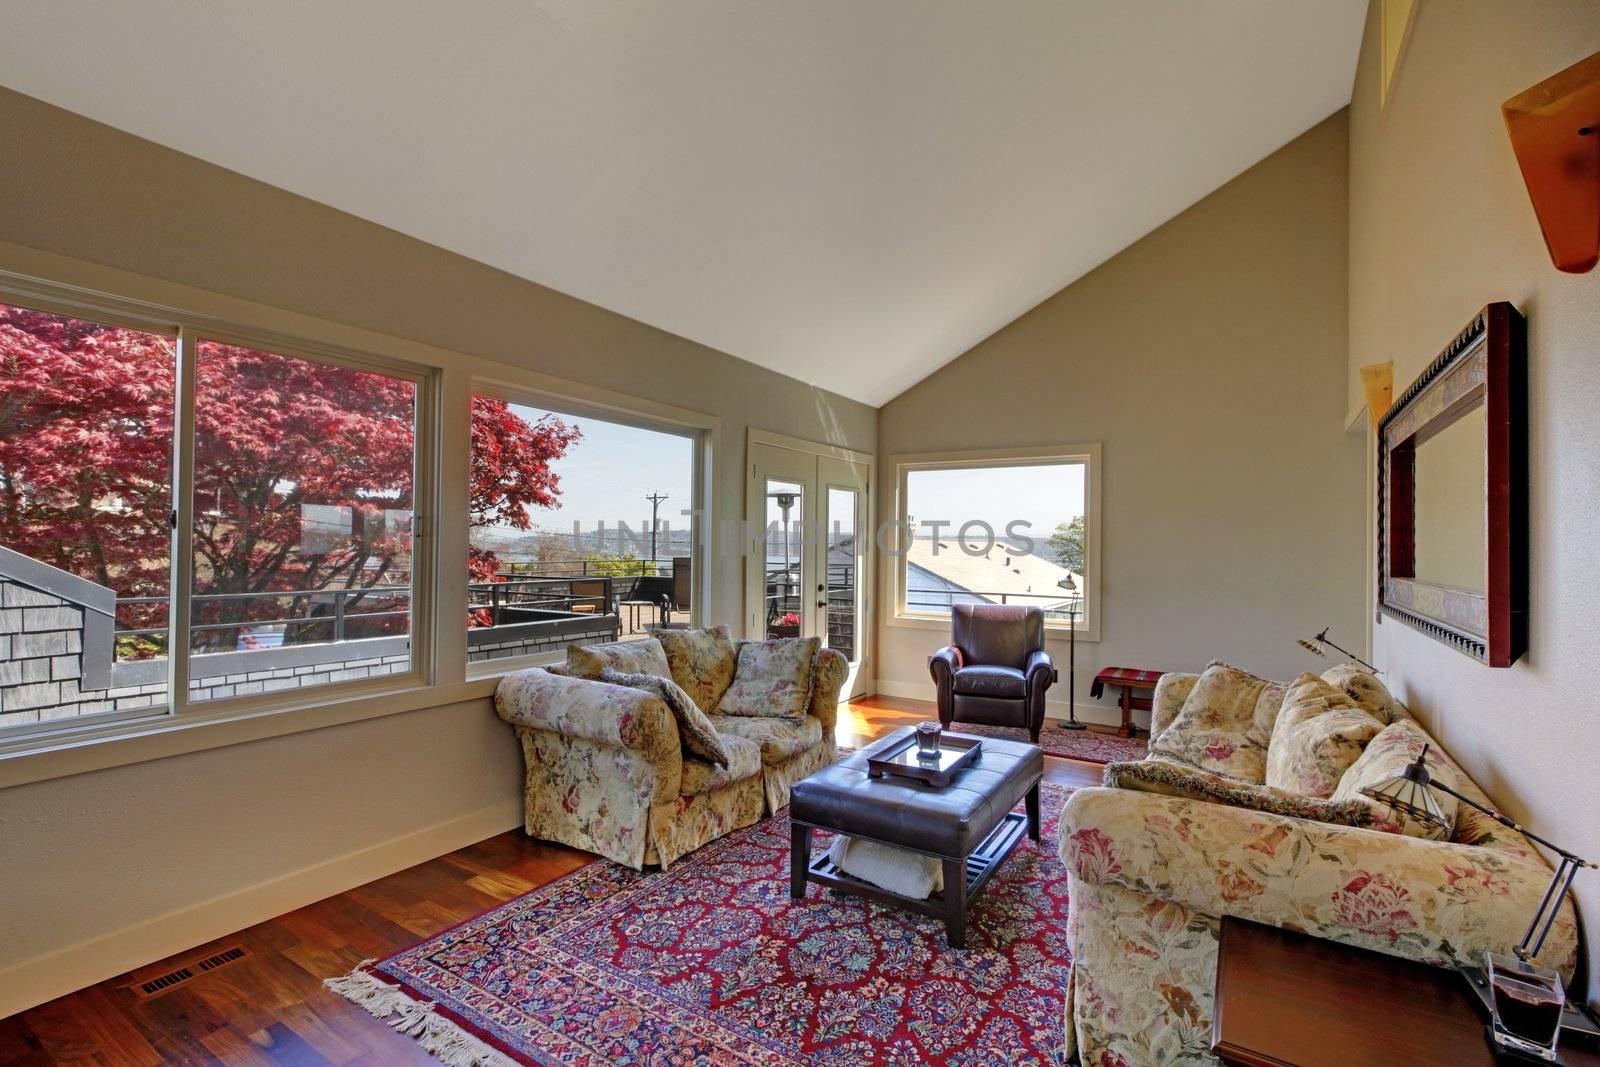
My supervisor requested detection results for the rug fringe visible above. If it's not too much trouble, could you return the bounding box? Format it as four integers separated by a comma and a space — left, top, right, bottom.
325, 963, 523, 1067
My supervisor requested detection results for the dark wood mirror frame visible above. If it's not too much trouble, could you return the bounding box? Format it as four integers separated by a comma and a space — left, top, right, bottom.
1377, 302, 1527, 667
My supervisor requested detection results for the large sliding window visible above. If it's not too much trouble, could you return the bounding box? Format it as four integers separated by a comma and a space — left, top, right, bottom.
0, 288, 431, 740
0, 301, 176, 730
186, 338, 421, 702
467, 391, 698, 665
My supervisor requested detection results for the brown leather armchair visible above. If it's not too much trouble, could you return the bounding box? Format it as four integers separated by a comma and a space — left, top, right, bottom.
929, 604, 1056, 742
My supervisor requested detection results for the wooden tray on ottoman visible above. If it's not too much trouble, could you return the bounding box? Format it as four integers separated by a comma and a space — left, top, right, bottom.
865, 731, 982, 787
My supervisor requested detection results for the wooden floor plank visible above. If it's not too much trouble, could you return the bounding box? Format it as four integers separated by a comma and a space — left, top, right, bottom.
0, 695, 1099, 1064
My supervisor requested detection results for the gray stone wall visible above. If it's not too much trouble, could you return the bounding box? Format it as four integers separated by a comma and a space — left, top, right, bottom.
1, 577, 87, 728
468, 619, 617, 663
0, 574, 137, 729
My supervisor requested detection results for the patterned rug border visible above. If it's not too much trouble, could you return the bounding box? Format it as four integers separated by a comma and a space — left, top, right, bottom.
327, 782, 1076, 1067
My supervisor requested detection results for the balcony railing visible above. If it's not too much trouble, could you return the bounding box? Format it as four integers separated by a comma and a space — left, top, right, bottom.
110, 560, 690, 656
908, 588, 1084, 620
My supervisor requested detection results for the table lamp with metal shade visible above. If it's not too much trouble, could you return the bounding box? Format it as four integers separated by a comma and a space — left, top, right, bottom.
1296, 626, 1381, 674
1359, 745, 1596, 1057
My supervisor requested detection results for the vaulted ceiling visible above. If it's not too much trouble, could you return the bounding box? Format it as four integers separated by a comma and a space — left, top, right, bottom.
0, 1, 1364, 405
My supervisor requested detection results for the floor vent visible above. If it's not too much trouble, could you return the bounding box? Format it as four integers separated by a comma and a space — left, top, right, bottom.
129, 944, 251, 1000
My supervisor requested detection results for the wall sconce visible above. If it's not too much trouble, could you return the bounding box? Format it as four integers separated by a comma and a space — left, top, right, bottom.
1502, 50, 1600, 273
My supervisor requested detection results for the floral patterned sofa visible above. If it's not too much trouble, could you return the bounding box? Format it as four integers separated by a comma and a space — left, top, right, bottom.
495, 628, 846, 870
1058, 666, 1581, 1066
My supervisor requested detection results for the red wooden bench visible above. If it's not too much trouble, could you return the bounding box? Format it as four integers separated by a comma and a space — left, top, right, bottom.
1089, 666, 1166, 738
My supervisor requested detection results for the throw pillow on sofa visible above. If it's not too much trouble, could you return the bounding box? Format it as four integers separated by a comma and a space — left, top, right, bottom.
598, 667, 731, 768
1331, 718, 1458, 840
1150, 661, 1281, 781
656, 625, 737, 713
716, 635, 820, 721
567, 636, 672, 680
1103, 758, 1382, 830
1320, 663, 1407, 724
1265, 674, 1383, 798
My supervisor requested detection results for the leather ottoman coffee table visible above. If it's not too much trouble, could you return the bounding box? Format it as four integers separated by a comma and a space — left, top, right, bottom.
789, 727, 1043, 947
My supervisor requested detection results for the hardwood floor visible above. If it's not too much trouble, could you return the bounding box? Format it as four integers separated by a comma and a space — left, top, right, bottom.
0, 696, 1101, 1065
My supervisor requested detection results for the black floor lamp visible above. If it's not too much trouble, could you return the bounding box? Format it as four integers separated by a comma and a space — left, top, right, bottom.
1061, 574, 1084, 729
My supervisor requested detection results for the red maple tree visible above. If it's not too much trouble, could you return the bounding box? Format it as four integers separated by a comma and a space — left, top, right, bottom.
0, 304, 578, 652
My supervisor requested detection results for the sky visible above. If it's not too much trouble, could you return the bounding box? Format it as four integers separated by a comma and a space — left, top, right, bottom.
495, 402, 695, 532
905, 462, 1084, 550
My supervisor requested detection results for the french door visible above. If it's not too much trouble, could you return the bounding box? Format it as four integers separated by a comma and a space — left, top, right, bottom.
746, 435, 872, 698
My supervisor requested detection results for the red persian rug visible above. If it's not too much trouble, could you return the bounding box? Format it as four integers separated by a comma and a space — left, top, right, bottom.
954, 720, 1147, 765
329, 783, 1074, 1066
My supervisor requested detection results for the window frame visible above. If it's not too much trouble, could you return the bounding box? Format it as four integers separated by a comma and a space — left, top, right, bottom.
464, 378, 712, 677
0, 274, 440, 750
884, 443, 1102, 642
0, 250, 723, 786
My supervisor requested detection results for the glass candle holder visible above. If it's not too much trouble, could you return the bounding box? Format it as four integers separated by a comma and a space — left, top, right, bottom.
1487, 952, 1564, 1062
915, 721, 943, 760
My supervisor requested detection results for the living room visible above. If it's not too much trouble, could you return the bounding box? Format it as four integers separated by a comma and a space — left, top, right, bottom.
1, 2, 1598, 1064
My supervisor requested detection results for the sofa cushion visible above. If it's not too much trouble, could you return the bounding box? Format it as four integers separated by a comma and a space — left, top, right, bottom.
1104, 758, 1382, 830
1149, 661, 1279, 781
1331, 719, 1458, 840
1149, 672, 1200, 737
952, 664, 1027, 699
566, 636, 671, 680
1265, 674, 1383, 798
708, 713, 823, 764
679, 733, 762, 796
715, 635, 819, 721
656, 625, 737, 713
598, 667, 730, 768
1320, 663, 1406, 724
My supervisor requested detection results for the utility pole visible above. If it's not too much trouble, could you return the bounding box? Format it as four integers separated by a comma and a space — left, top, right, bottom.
645, 492, 669, 572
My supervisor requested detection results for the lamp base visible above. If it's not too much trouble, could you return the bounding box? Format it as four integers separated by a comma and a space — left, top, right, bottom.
1061, 720, 1086, 731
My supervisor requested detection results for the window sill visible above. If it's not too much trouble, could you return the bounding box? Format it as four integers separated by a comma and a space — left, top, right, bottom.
0, 676, 504, 791
885, 612, 1101, 643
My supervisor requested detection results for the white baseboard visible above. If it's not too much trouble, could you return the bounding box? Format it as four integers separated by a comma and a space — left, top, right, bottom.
872, 679, 1129, 729
0, 798, 522, 1021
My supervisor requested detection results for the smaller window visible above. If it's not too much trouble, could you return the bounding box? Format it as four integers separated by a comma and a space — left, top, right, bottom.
894, 450, 1096, 633
467, 394, 698, 667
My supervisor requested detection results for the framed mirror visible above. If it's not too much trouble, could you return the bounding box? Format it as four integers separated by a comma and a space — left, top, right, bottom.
1378, 302, 1526, 667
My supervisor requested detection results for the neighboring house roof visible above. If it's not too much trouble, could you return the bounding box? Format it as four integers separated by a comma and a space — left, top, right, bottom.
905, 536, 1079, 608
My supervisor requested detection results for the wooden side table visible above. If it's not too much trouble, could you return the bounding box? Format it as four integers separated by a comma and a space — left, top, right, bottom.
1088, 666, 1163, 737
1212, 917, 1599, 1067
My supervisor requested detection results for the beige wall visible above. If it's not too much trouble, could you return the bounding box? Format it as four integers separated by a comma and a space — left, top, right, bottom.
875, 113, 1365, 722
0, 86, 874, 1015
1347, 0, 1600, 1006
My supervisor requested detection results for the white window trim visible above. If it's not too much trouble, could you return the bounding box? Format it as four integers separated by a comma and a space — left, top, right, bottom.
881, 443, 1102, 643
0, 240, 721, 788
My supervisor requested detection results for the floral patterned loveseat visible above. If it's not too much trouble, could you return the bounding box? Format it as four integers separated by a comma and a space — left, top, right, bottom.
1058, 666, 1581, 1066
496, 628, 846, 870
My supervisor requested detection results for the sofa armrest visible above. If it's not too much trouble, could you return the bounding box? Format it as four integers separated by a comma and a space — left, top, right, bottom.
1149, 671, 1199, 737
806, 646, 849, 734
1059, 786, 1579, 976
495, 667, 681, 763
